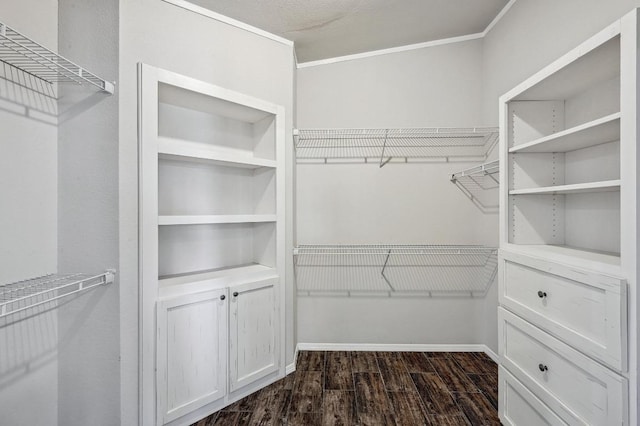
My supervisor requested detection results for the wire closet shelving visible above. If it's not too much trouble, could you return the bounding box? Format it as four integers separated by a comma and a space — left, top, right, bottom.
0, 21, 114, 94
0, 271, 115, 320
450, 160, 500, 212
294, 127, 499, 167
293, 245, 498, 297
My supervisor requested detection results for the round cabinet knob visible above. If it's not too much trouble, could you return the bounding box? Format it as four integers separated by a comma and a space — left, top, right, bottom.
537, 290, 547, 299
233, 292, 239, 297
220, 295, 226, 301
538, 363, 548, 372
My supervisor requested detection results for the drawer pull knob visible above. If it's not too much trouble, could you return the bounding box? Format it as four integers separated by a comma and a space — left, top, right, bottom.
538, 363, 548, 372
233, 292, 239, 297
220, 295, 226, 301
537, 291, 547, 299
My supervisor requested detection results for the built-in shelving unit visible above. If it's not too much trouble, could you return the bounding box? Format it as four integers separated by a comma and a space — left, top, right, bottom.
294, 244, 497, 297
503, 28, 622, 260
498, 13, 637, 426
0, 21, 114, 94
450, 160, 499, 212
140, 64, 285, 425
294, 127, 499, 166
0, 271, 115, 319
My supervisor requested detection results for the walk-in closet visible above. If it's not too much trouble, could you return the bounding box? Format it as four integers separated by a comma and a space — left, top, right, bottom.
1, 1, 639, 425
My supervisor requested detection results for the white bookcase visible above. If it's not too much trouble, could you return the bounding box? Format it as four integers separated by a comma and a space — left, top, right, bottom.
139, 64, 285, 426
498, 9, 638, 426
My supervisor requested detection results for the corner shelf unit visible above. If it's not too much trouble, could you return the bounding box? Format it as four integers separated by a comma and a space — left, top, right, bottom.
294, 244, 498, 297
450, 160, 499, 212
294, 127, 499, 166
0, 21, 114, 94
0, 270, 115, 320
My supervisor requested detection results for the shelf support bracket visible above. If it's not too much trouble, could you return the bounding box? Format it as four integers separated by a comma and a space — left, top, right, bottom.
379, 129, 391, 168
380, 249, 395, 291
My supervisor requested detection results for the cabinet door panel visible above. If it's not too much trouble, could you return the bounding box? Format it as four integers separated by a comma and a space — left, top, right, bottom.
157, 289, 228, 425
229, 277, 279, 392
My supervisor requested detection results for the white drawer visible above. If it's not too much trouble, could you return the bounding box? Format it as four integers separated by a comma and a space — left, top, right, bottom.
499, 250, 627, 371
499, 366, 566, 426
499, 308, 628, 426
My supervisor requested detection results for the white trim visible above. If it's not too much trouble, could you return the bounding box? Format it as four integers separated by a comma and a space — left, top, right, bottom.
297, 33, 484, 68
161, 0, 293, 47
296, 342, 499, 363
286, 346, 298, 375
483, 345, 499, 363
296, 342, 489, 353
482, 0, 517, 36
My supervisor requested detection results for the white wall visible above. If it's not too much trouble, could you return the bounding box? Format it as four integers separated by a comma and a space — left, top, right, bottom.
118, 2, 295, 424
296, 39, 499, 348
57, 0, 120, 425
0, 2, 59, 425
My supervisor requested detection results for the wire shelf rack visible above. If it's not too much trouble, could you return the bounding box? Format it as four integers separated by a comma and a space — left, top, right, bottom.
0, 21, 114, 94
450, 160, 500, 212
293, 245, 497, 297
0, 270, 115, 319
294, 128, 499, 167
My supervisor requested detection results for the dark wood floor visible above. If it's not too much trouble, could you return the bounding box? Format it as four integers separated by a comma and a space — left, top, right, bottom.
193, 351, 500, 426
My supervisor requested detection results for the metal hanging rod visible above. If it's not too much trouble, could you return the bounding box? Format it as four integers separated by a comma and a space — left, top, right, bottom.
293, 127, 499, 167
293, 245, 497, 297
0, 21, 115, 94
0, 270, 115, 320
450, 160, 499, 213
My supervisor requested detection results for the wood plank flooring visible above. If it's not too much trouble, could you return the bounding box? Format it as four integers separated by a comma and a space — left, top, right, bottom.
193, 351, 499, 426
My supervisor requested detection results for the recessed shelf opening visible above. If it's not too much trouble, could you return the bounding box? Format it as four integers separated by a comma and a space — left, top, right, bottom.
158, 157, 276, 217
158, 222, 276, 278
159, 83, 276, 161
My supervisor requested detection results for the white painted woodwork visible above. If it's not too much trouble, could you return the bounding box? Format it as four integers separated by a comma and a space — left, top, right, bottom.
229, 278, 279, 392
139, 64, 286, 425
156, 289, 228, 425
509, 113, 620, 153
498, 12, 639, 424
498, 367, 566, 426
508, 180, 620, 195
158, 215, 277, 225
158, 137, 277, 169
498, 308, 628, 426
499, 251, 627, 370
159, 265, 277, 294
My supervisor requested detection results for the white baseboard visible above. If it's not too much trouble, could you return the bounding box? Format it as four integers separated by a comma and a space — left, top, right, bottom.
296, 342, 499, 363
285, 346, 299, 375
482, 345, 499, 363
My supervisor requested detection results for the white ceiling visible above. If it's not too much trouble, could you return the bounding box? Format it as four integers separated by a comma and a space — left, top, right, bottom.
185, 0, 510, 63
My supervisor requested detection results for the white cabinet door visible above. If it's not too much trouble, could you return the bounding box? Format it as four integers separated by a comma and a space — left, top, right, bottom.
229, 277, 279, 392
156, 289, 228, 425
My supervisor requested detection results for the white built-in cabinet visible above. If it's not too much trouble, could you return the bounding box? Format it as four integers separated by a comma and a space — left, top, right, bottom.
139, 64, 285, 426
498, 9, 638, 426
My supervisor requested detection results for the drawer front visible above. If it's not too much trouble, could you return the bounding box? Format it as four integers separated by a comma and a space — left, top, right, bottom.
499, 308, 627, 425
499, 366, 566, 426
499, 250, 626, 371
